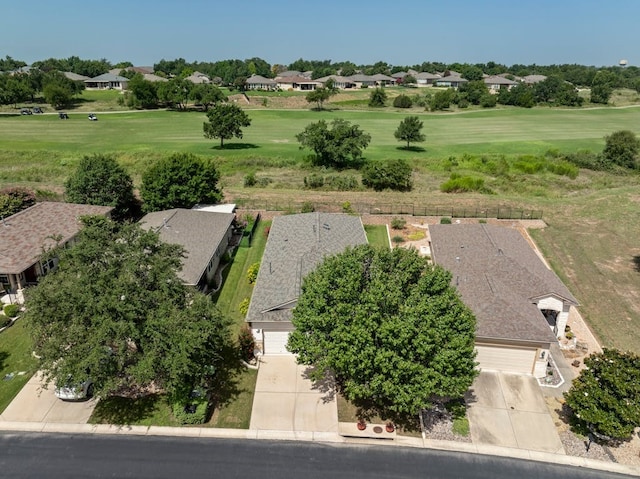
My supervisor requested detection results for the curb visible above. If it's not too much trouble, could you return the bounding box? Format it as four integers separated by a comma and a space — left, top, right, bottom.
0, 421, 638, 476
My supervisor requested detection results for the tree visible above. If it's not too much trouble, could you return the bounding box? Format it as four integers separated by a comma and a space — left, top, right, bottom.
0, 186, 36, 217
43, 83, 73, 109
602, 130, 640, 169
126, 74, 159, 109
394, 116, 426, 149
430, 89, 455, 111
402, 74, 417, 86
140, 152, 222, 212
287, 246, 478, 422
590, 83, 612, 104
203, 103, 251, 148
362, 159, 413, 191
157, 77, 191, 110
25, 217, 232, 398
190, 83, 225, 111
65, 154, 137, 220
368, 87, 387, 107
393, 94, 413, 108
296, 118, 371, 169
305, 86, 335, 110
564, 349, 640, 441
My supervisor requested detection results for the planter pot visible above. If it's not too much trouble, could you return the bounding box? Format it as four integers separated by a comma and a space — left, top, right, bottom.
385, 423, 395, 433
357, 421, 366, 431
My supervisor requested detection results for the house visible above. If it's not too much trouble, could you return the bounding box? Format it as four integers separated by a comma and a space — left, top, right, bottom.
84, 73, 129, 90
483, 75, 518, 92
429, 224, 579, 378
184, 71, 210, 84
347, 74, 378, 88
63, 72, 90, 82
274, 75, 320, 91
139, 209, 234, 288
142, 73, 168, 83
521, 74, 548, 85
246, 74, 277, 91
415, 72, 441, 87
246, 213, 368, 354
0, 202, 113, 301
434, 72, 468, 89
370, 73, 397, 86
315, 75, 355, 89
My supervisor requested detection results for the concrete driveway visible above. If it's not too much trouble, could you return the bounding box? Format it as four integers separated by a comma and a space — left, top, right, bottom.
466, 371, 564, 454
0, 372, 96, 423
250, 356, 338, 433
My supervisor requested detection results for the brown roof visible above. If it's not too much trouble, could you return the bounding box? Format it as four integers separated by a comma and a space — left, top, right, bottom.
429, 224, 577, 345
0, 202, 113, 274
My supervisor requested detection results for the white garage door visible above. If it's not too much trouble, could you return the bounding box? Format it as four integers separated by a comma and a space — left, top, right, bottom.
475, 345, 536, 376
263, 331, 292, 355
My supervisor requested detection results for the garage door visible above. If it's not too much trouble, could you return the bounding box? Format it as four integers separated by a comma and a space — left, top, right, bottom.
263, 331, 292, 355
475, 345, 536, 375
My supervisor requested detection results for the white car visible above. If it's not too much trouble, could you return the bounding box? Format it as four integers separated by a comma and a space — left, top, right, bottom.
54, 378, 94, 401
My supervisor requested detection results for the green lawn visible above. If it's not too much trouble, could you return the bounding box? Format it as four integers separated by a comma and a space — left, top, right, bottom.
89, 394, 179, 427
0, 319, 39, 413
364, 224, 390, 249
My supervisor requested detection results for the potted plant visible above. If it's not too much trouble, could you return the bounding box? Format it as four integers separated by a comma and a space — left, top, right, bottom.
357, 418, 366, 431
385, 422, 395, 433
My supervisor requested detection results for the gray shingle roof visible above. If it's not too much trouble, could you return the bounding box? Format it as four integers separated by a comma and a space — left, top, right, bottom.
139, 209, 234, 286
429, 224, 578, 344
247, 75, 276, 85
85, 73, 129, 82
483, 75, 517, 86
0, 202, 113, 274
247, 213, 367, 323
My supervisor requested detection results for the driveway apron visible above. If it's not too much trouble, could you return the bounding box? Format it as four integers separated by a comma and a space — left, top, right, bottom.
466, 371, 564, 454
250, 356, 338, 433
0, 371, 96, 423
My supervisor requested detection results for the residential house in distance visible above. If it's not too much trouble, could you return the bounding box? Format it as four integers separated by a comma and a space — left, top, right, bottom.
429, 224, 579, 378
521, 74, 548, 85
246, 213, 367, 354
0, 202, 113, 302
139, 209, 234, 289
275, 75, 320, 91
184, 71, 211, 84
63, 72, 90, 82
483, 75, 518, 92
434, 71, 468, 89
246, 75, 277, 90
315, 75, 356, 89
415, 72, 441, 87
84, 73, 129, 90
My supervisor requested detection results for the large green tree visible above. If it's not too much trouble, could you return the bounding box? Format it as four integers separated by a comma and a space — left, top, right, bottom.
394, 116, 426, 149
362, 159, 413, 191
140, 152, 222, 212
25, 217, 232, 398
296, 118, 371, 169
602, 130, 640, 169
564, 349, 640, 441
305, 80, 337, 110
368, 87, 388, 107
190, 83, 226, 111
65, 154, 138, 220
203, 103, 251, 147
288, 246, 478, 421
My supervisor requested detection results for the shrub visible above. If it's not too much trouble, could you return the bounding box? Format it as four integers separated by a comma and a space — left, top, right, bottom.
393, 94, 413, 108
391, 235, 405, 244
407, 231, 426, 241
480, 94, 497, 108
243, 172, 257, 187
301, 201, 315, 213
547, 161, 579, 179
440, 217, 452, 224
325, 175, 358, 191
341, 201, 354, 214
263, 226, 271, 237
362, 159, 413, 192
256, 177, 272, 187
246, 262, 260, 285
172, 389, 210, 425
457, 99, 469, 109
440, 174, 489, 193
304, 173, 324, 189
3, 304, 19, 318
238, 324, 255, 361
238, 297, 250, 316
390, 217, 406, 230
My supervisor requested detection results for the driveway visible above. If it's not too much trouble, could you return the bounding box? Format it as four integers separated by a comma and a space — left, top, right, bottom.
0, 372, 96, 423
466, 371, 564, 454
250, 356, 338, 433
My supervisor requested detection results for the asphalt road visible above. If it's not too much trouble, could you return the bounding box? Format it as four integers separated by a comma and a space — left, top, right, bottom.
0, 433, 633, 479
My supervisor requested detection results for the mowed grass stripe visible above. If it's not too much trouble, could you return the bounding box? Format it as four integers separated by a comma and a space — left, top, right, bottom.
1, 107, 640, 162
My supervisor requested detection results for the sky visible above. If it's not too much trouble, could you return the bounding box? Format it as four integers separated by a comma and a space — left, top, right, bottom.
2, 0, 639, 68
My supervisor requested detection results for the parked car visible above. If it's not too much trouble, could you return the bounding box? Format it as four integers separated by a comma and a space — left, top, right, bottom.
54, 377, 94, 401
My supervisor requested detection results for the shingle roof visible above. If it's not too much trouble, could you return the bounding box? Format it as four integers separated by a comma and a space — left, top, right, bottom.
247, 75, 276, 85
85, 73, 128, 82
521, 74, 548, 84
429, 224, 578, 344
139, 209, 234, 286
415, 72, 441, 80
0, 202, 113, 274
370, 74, 395, 81
63, 71, 90, 81
483, 75, 517, 86
247, 213, 367, 323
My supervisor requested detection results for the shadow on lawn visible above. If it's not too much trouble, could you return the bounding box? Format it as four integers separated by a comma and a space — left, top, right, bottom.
0, 350, 9, 372
211, 143, 259, 151
90, 394, 164, 425
396, 145, 425, 152
632, 255, 640, 273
